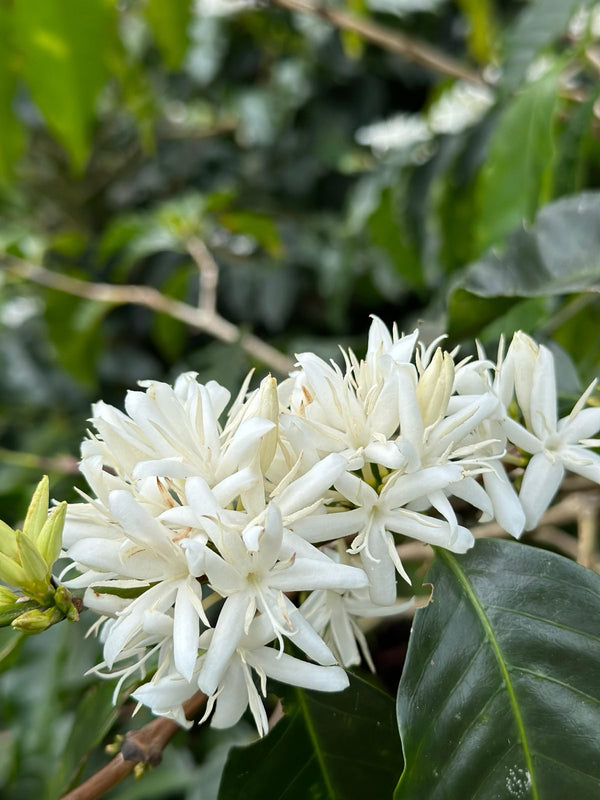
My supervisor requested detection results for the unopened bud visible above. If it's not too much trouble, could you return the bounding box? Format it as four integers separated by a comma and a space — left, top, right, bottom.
417, 349, 454, 428
11, 606, 62, 634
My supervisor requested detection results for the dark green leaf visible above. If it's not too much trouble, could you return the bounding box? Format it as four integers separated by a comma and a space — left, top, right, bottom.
476, 69, 559, 252
396, 539, 600, 799
91, 583, 155, 599
457, 192, 600, 298
51, 680, 121, 796
219, 673, 401, 800
368, 186, 424, 291
219, 211, 284, 258
502, 0, 593, 93
145, 0, 193, 70
14, 0, 116, 170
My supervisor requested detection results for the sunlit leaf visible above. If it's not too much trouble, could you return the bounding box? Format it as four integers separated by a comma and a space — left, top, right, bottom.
0, 6, 23, 183
145, 0, 193, 70
458, 192, 600, 298
502, 0, 594, 93
13, 0, 116, 170
396, 539, 600, 799
476, 68, 559, 252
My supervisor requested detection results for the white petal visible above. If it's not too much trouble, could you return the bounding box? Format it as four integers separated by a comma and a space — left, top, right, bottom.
270, 558, 368, 592
197, 592, 250, 696
560, 407, 600, 443
290, 508, 368, 544
482, 461, 525, 538
277, 453, 348, 517
108, 490, 174, 560
249, 647, 349, 692
173, 580, 200, 682
561, 445, 600, 484
530, 346, 557, 438
210, 659, 249, 729
520, 452, 564, 530
286, 602, 337, 665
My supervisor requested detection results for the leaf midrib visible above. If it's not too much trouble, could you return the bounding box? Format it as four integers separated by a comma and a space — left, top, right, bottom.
438, 549, 539, 800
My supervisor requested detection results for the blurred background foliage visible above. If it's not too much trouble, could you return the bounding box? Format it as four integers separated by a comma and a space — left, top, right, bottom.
1, 0, 600, 797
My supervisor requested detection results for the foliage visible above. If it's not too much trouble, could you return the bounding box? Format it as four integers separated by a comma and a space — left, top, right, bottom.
1, 0, 600, 798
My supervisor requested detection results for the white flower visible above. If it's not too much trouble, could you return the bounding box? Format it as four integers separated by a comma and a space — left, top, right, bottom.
502, 334, 600, 529
292, 465, 473, 605
184, 503, 367, 696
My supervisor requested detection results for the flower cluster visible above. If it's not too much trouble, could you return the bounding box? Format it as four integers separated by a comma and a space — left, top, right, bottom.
61, 320, 600, 735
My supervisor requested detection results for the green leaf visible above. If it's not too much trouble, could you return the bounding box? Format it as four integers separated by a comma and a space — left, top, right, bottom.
44, 290, 111, 389
219, 211, 284, 258
22, 475, 49, 543
13, 0, 116, 170
476, 69, 559, 252
395, 539, 600, 799
368, 186, 424, 292
456, 192, 600, 299
0, 5, 24, 183
502, 0, 594, 93
51, 681, 121, 796
145, 0, 193, 70
219, 673, 401, 800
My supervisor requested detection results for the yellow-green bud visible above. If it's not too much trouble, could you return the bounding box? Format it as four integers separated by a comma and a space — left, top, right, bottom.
16, 531, 50, 599
37, 502, 67, 569
11, 606, 62, 634
0, 586, 18, 607
417, 349, 455, 428
23, 476, 50, 543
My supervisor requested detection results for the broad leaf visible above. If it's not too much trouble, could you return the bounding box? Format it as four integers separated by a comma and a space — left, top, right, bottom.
145, 0, 193, 70
50, 681, 121, 796
502, 0, 593, 93
457, 192, 600, 298
0, 7, 23, 182
476, 69, 558, 252
14, 0, 116, 170
396, 539, 600, 799
219, 673, 401, 799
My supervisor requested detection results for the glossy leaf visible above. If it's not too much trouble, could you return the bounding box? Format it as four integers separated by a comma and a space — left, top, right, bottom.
13, 0, 116, 170
476, 69, 558, 252
51, 681, 121, 796
396, 539, 600, 799
458, 192, 600, 298
502, 0, 593, 93
219, 673, 401, 800
145, 0, 193, 70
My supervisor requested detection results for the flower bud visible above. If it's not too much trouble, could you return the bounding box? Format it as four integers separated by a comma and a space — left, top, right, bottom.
11, 606, 62, 634
37, 501, 67, 568
417, 349, 455, 428
23, 475, 50, 543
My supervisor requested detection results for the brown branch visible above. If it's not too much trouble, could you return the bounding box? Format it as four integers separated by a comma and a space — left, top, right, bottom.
186, 236, 219, 315
270, 0, 485, 85
60, 691, 207, 800
0, 447, 79, 475
4, 260, 294, 376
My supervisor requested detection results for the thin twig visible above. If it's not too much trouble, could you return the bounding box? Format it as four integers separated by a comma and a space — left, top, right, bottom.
4, 260, 294, 376
270, 0, 485, 85
577, 496, 598, 568
187, 237, 219, 315
60, 691, 207, 800
0, 447, 79, 475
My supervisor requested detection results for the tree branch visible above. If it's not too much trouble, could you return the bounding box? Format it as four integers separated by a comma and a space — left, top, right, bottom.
270, 0, 486, 85
60, 691, 207, 800
4, 260, 294, 376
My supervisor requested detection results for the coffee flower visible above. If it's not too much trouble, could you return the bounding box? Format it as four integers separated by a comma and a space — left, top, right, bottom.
61, 319, 600, 736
